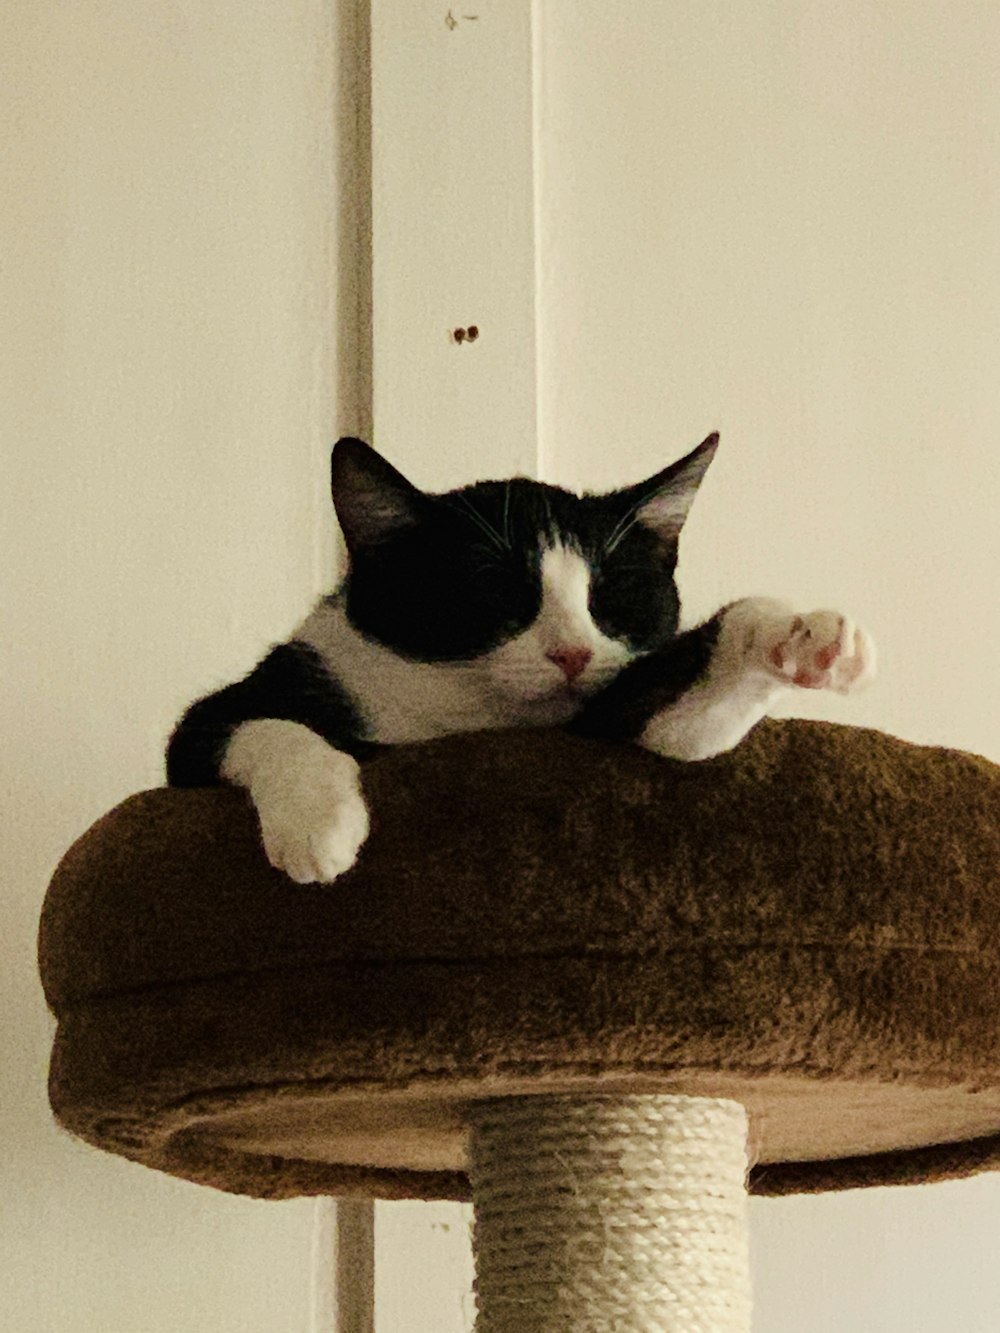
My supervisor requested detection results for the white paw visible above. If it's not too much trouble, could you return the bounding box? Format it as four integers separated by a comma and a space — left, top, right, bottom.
221, 719, 370, 885
257, 778, 369, 884
758, 608, 876, 694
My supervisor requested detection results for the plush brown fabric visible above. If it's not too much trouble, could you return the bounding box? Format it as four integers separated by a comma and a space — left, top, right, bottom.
39, 719, 1000, 1201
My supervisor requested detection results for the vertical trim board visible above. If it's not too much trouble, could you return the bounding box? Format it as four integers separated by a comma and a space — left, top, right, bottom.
371, 0, 539, 483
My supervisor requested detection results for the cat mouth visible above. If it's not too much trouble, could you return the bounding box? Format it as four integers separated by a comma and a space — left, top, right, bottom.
519, 690, 581, 723
543, 678, 598, 703
509, 680, 586, 711
560, 681, 588, 698
495, 671, 603, 709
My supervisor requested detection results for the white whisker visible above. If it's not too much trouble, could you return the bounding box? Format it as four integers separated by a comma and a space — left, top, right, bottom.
541, 492, 556, 543
604, 507, 643, 556
451, 493, 509, 552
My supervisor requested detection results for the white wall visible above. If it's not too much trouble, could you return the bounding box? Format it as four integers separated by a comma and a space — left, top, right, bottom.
370, 0, 537, 481
2, 2, 360, 1328
536, 3, 1000, 1330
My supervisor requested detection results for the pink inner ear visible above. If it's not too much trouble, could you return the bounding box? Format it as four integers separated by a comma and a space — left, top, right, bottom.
336, 481, 425, 550
637, 490, 693, 540
359, 491, 414, 531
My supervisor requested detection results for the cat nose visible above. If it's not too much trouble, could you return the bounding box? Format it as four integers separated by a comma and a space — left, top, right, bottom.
546, 646, 593, 682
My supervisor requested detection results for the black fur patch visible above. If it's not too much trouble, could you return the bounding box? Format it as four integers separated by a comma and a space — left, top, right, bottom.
571, 615, 723, 742
166, 641, 373, 787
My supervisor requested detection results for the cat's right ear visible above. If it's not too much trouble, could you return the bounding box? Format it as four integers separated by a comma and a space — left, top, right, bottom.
331, 438, 429, 551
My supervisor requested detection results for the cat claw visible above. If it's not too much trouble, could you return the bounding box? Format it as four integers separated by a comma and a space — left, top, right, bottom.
765, 610, 876, 694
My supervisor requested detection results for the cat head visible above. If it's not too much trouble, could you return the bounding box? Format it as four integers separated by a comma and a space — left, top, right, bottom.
330, 435, 717, 718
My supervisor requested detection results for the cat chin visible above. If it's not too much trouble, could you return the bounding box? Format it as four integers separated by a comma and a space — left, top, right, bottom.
515, 697, 580, 725
495, 684, 587, 725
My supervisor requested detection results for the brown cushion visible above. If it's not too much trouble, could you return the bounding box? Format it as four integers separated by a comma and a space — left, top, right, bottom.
38, 719, 1000, 1201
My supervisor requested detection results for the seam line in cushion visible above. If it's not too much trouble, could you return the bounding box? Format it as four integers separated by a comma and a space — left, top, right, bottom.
50, 935, 985, 1012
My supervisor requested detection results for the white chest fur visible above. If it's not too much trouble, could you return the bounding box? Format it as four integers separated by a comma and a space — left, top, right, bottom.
296, 601, 505, 742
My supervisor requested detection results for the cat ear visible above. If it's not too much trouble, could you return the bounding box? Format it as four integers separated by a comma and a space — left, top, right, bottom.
331, 438, 429, 551
622, 432, 719, 544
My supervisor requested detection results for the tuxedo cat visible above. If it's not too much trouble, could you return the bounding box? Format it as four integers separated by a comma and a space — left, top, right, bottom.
167, 434, 874, 883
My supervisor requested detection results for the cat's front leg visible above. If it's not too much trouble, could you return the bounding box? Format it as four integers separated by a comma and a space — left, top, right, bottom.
221, 719, 369, 884
639, 597, 876, 761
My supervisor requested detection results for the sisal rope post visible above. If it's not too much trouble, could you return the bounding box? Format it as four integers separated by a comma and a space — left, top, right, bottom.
468, 1093, 751, 1333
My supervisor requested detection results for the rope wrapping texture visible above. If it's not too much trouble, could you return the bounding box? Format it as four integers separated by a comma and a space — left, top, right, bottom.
469, 1093, 751, 1332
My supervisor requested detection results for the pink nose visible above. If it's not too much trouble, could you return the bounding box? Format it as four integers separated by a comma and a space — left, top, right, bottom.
546, 646, 593, 682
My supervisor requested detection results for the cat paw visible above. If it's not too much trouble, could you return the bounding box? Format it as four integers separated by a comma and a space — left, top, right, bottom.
222, 719, 370, 884
760, 609, 876, 694
257, 780, 370, 884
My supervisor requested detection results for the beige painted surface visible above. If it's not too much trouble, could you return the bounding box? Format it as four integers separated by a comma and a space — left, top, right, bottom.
536, 3, 1000, 1330
2, 1, 359, 1328
376, 1203, 477, 1333
370, 0, 538, 482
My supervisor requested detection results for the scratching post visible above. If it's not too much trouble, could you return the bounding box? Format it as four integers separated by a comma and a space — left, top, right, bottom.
38, 720, 1000, 1324
469, 1094, 751, 1332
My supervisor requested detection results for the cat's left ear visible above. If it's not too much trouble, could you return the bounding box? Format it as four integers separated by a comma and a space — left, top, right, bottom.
619, 432, 719, 544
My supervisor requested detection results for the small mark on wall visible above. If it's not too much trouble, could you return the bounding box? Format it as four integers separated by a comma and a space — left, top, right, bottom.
445, 10, 479, 29
452, 325, 480, 344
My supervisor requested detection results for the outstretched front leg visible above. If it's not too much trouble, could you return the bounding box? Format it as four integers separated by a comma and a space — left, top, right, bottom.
572, 598, 876, 761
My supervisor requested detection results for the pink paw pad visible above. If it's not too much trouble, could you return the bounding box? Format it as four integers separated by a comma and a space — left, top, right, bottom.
814, 642, 842, 671
768, 611, 874, 694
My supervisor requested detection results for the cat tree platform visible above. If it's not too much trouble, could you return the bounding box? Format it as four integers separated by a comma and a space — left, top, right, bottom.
39, 720, 1000, 1329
